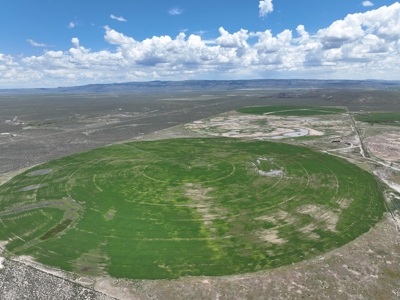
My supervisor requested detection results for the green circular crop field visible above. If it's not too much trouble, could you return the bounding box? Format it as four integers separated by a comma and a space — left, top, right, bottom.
0, 138, 385, 279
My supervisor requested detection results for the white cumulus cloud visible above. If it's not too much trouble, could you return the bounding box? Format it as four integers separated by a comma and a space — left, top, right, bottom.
216, 27, 249, 49
362, 1, 374, 7
110, 14, 127, 22
259, 0, 273, 17
104, 26, 135, 44
71, 38, 80, 48
26, 39, 48, 47
0, 53, 18, 65
1, 3, 400, 88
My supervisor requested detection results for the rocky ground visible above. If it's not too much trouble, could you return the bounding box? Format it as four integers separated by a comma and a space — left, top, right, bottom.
0, 260, 115, 300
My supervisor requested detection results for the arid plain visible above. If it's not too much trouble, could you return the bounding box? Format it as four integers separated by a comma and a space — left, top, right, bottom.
1, 81, 400, 299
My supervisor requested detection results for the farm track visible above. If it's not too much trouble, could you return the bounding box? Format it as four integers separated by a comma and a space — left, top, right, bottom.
348, 107, 369, 158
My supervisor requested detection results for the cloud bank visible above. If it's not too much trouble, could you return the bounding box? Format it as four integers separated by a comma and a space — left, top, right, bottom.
1, 3, 400, 87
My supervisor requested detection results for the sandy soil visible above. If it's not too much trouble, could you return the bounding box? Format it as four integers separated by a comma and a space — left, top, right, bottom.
257, 228, 287, 244
0, 240, 8, 250
0, 167, 32, 186
184, 183, 226, 226
77, 277, 96, 285
365, 134, 400, 161
184, 113, 329, 140
297, 204, 339, 232
375, 171, 400, 194
335, 198, 354, 209
255, 210, 297, 226
299, 224, 320, 240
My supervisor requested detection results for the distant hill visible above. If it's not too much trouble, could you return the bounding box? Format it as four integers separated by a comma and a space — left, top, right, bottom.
1, 79, 399, 94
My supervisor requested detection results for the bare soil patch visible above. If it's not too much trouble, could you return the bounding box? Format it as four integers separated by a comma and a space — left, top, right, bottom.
77, 277, 95, 285
255, 210, 297, 226
365, 134, 400, 161
185, 113, 327, 140
0, 167, 32, 186
336, 198, 354, 209
299, 224, 320, 240
258, 169, 282, 176
0, 240, 8, 249
104, 209, 117, 221
297, 204, 339, 232
184, 183, 226, 225
257, 228, 287, 244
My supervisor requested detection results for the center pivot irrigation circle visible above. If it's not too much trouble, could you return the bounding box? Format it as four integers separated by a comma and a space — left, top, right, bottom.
0, 138, 385, 280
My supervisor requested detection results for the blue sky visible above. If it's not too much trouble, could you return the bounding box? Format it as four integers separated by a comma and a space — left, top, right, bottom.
0, 0, 399, 88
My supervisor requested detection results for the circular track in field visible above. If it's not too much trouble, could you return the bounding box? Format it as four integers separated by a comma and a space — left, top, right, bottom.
0, 138, 385, 279
143, 157, 235, 183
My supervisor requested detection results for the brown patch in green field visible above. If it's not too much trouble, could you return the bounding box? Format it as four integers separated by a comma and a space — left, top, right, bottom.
298, 223, 320, 240
184, 183, 228, 230
73, 248, 108, 277
40, 219, 72, 240
336, 198, 354, 209
255, 210, 298, 226
185, 184, 219, 219
297, 204, 339, 232
256, 228, 287, 244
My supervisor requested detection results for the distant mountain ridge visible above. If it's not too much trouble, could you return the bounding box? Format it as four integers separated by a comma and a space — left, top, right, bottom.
1, 79, 399, 94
